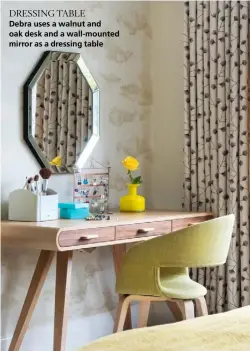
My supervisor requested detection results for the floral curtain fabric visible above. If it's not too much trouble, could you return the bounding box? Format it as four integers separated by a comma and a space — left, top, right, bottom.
35, 52, 92, 172
183, 1, 250, 313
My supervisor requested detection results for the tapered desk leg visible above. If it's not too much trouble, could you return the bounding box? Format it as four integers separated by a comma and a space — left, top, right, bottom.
53, 251, 73, 351
112, 244, 132, 330
9, 250, 55, 351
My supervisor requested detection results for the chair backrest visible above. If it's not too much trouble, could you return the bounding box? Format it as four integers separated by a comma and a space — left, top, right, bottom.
126, 214, 235, 268
161, 214, 235, 267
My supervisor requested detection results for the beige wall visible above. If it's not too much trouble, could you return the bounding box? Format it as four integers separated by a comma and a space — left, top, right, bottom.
150, 1, 184, 210
1, 1, 184, 350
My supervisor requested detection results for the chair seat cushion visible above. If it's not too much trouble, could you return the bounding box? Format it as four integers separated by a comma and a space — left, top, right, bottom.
117, 265, 207, 299
159, 267, 207, 299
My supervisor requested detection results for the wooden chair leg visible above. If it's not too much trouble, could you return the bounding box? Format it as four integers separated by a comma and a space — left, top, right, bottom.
53, 251, 73, 351
137, 300, 151, 328
9, 250, 55, 351
166, 300, 183, 322
112, 245, 132, 330
175, 300, 195, 320
113, 295, 131, 333
194, 296, 208, 317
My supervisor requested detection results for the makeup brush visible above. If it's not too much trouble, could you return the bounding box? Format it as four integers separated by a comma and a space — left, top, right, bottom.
27, 177, 33, 192
23, 176, 28, 189
34, 174, 40, 195
30, 178, 36, 193
39, 168, 52, 195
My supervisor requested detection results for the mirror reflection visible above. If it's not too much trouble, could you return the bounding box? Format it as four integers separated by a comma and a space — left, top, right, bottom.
24, 51, 100, 173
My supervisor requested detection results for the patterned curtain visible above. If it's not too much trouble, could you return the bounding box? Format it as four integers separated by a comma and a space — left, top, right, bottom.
183, 1, 250, 313
35, 52, 92, 173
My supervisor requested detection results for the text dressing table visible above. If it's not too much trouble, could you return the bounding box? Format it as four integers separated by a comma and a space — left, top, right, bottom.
2, 210, 213, 351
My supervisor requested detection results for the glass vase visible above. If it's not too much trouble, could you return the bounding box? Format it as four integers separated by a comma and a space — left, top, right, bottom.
119, 184, 145, 212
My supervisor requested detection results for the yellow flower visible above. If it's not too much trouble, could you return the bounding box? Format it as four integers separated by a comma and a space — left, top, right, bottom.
122, 156, 139, 171
50, 156, 62, 166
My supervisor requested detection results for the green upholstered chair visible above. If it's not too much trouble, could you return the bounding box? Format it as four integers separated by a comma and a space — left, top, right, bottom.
113, 214, 235, 332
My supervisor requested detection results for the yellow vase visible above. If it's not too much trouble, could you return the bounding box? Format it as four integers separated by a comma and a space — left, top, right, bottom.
120, 184, 145, 212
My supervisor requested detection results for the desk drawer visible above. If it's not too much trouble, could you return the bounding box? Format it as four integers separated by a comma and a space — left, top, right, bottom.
116, 221, 171, 240
172, 215, 213, 232
58, 227, 115, 247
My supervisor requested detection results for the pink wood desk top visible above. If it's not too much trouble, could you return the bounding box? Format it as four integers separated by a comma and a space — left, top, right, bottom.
1, 210, 213, 251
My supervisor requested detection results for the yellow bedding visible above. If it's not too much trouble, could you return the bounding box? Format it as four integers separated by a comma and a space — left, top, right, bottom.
78, 306, 250, 351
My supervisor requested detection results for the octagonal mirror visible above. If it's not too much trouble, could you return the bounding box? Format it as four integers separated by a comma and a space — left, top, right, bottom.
23, 51, 100, 173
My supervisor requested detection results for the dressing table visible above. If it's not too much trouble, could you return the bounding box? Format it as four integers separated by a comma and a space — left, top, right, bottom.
2, 210, 213, 351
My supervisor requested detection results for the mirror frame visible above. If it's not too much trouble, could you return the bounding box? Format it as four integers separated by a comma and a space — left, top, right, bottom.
23, 51, 100, 171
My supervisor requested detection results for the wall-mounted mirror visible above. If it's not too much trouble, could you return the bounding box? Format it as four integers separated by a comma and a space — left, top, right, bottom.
24, 51, 100, 173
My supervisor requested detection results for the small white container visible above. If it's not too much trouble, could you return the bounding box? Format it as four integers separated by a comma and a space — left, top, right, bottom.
8, 188, 58, 222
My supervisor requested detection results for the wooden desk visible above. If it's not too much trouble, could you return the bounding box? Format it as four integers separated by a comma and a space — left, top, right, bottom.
2, 211, 213, 351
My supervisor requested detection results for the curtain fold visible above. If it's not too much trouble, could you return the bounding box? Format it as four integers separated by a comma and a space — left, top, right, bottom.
184, 1, 250, 313
35, 53, 92, 173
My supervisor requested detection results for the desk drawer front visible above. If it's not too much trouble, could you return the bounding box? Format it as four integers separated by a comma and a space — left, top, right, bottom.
116, 221, 171, 240
172, 216, 213, 232
58, 227, 115, 247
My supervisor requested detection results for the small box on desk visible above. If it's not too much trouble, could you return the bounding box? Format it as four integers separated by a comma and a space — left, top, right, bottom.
58, 202, 89, 219
8, 189, 58, 222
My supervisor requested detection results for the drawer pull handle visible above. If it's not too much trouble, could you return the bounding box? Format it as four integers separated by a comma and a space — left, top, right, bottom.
137, 228, 155, 234
79, 234, 99, 240
188, 223, 197, 226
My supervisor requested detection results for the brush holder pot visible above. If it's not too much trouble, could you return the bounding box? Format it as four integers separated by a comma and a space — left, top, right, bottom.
8, 188, 58, 222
